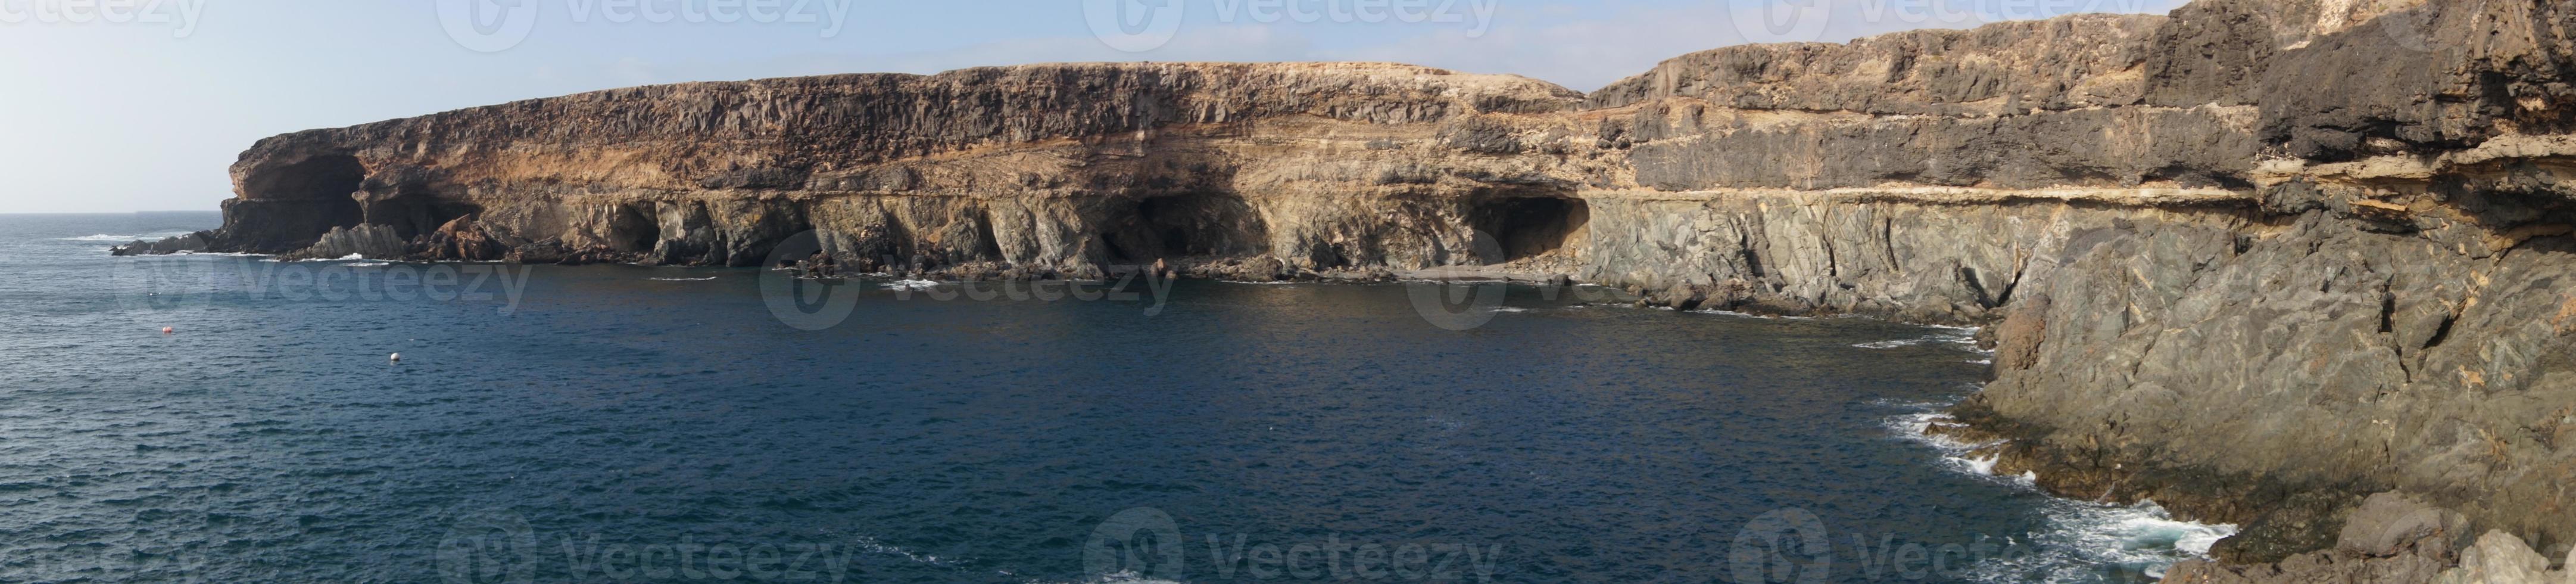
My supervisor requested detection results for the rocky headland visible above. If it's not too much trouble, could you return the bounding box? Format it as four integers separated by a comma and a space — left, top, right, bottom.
120, 0, 2576, 580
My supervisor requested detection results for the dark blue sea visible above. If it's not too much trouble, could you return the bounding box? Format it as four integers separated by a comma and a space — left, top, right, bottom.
1, 213, 2231, 583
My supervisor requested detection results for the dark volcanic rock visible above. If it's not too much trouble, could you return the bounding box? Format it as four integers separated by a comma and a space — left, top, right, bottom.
279, 225, 404, 261
109, 232, 207, 256
411, 215, 511, 262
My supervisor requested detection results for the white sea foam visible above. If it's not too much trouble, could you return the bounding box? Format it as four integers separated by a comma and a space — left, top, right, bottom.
885, 279, 940, 291
62, 232, 192, 242
1855, 326, 1985, 352
283, 253, 369, 262
1883, 403, 2238, 582
648, 277, 718, 282
1490, 307, 1531, 313
344, 262, 392, 268
1028, 571, 1190, 584
1887, 411, 2009, 474
1854, 338, 1930, 349
1694, 309, 1817, 321
1961, 500, 2240, 582
148, 251, 270, 258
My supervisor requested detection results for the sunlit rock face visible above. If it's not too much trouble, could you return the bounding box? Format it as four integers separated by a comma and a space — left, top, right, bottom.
121, 0, 2576, 571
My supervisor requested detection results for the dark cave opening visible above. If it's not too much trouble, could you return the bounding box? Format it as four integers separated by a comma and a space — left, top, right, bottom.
240, 155, 367, 234
1096, 192, 1270, 265
1467, 195, 1589, 263
606, 203, 661, 253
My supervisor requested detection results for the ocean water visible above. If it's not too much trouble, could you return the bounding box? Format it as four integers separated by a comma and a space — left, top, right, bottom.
1, 213, 2229, 583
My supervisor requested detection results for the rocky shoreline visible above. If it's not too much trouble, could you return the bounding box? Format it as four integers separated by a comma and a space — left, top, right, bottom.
120, 0, 2576, 580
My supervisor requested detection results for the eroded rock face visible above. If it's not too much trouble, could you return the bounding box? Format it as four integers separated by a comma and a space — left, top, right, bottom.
128, 0, 2576, 576
193, 62, 1611, 277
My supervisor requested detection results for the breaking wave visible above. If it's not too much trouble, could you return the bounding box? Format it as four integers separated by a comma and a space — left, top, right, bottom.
1855, 325, 1982, 350
1883, 404, 2237, 582
63, 232, 191, 242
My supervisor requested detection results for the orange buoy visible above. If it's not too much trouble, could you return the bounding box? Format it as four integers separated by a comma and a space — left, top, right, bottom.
161, 327, 173, 335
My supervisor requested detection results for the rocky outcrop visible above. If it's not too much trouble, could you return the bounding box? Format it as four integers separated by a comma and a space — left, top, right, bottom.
121, 1, 2576, 579
278, 224, 405, 261
1930, 2, 2576, 571
161, 62, 1607, 280
2163, 492, 2472, 583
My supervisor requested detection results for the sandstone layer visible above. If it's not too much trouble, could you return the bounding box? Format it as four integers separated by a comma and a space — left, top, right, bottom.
118, 0, 2576, 580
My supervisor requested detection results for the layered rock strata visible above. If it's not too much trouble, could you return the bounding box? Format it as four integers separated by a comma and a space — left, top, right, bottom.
117, 0, 2576, 579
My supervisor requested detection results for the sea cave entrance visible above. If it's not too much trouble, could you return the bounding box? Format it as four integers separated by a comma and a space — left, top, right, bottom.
239, 155, 367, 234
1096, 192, 1270, 265
1466, 194, 1589, 263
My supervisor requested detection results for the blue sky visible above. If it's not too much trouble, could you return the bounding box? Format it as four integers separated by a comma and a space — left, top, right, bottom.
0, 0, 2181, 213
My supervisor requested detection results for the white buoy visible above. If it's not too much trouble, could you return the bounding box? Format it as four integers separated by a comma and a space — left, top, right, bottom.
389, 353, 403, 362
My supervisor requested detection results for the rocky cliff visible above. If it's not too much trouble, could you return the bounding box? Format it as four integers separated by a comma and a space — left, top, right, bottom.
187, 62, 1610, 279
120, 0, 2576, 579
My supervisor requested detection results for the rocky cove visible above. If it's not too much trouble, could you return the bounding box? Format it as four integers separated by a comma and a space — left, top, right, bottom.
115, 0, 2576, 580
